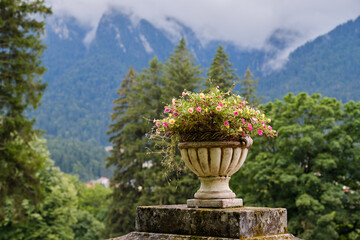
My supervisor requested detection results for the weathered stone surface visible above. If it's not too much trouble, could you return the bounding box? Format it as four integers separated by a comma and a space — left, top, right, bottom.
114, 231, 296, 240
187, 198, 243, 208
136, 205, 288, 239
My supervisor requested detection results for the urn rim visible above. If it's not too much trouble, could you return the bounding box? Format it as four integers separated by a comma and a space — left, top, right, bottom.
178, 136, 253, 149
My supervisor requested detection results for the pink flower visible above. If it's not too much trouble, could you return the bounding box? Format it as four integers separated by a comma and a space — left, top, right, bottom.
155, 122, 161, 127
195, 107, 201, 112
242, 119, 246, 124
248, 124, 252, 131
242, 101, 246, 106
163, 122, 168, 127
216, 106, 222, 111
234, 111, 239, 116
164, 107, 171, 113
188, 108, 194, 113
219, 103, 223, 107
258, 130, 263, 135
174, 111, 179, 116
224, 121, 229, 126
216, 86, 219, 89
268, 126, 272, 131
182, 92, 187, 97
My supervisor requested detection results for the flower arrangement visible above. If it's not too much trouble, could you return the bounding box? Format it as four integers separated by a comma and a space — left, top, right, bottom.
154, 86, 277, 142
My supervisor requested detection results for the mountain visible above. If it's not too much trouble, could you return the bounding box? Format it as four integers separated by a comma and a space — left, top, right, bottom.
259, 17, 360, 103
36, 10, 276, 146
34, 10, 360, 180
36, 10, 360, 147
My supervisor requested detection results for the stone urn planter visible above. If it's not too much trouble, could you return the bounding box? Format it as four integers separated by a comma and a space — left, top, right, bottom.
153, 87, 277, 207
178, 136, 253, 207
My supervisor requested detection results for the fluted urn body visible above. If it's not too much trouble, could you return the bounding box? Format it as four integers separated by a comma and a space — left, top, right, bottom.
178, 136, 253, 199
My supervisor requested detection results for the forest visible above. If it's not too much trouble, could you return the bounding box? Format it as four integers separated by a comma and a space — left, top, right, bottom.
1, 1, 360, 240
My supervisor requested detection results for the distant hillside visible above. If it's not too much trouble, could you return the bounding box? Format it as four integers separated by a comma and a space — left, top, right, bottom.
36, 10, 273, 145
36, 11, 360, 147
33, 11, 360, 180
260, 16, 360, 103
45, 136, 113, 181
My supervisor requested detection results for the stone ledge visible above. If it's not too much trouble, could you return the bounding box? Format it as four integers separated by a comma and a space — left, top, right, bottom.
114, 231, 296, 240
187, 198, 243, 208
136, 205, 288, 239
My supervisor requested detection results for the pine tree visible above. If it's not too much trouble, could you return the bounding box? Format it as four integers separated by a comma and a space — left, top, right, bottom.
239, 68, 262, 106
206, 44, 239, 90
0, 0, 51, 217
164, 38, 203, 99
105, 48, 202, 236
105, 67, 138, 236
107, 66, 137, 164
105, 59, 167, 236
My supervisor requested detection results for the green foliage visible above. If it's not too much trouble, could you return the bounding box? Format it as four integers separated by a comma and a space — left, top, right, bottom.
105, 40, 202, 237
231, 93, 360, 240
46, 136, 112, 181
239, 68, 262, 106
72, 210, 105, 240
206, 44, 239, 90
0, 0, 51, 217
0, 138, 107, 240
76, 182, 112, 223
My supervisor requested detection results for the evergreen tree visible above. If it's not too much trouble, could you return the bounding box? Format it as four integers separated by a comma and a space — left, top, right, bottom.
164, 38, 203, 99
105, 48, 202, 236
105, 67, 138, 236
105, 60, 166, 236
0, 0, 51, 218
231, 93, 360, 239
206, 44, 239, 90
106, 66, 137, 171
239, 68, 262, 106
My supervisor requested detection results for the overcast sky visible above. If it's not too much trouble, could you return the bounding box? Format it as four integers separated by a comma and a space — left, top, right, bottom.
48, 0, 360, 68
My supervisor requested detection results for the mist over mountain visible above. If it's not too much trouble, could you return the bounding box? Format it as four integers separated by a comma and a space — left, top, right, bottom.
36, 10, 360, 148
37, 10, 274, 145
259, 16, 360, 103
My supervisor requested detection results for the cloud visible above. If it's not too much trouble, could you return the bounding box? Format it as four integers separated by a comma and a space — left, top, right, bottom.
48, 0, 360, 68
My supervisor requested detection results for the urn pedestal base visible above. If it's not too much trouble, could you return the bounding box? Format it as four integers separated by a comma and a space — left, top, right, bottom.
117, 205, 296, 240
194, 176, 236, 199
187, 198, 243, 208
